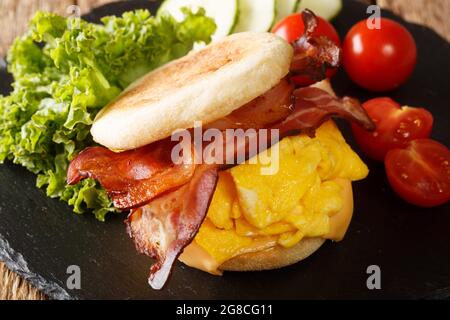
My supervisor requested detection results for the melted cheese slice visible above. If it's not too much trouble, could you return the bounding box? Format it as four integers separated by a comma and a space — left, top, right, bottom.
327, 178, 354, 241
180, 240, 223, 276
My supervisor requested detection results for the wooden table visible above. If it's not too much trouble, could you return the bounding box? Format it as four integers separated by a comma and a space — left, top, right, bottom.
0, 0, 449, 300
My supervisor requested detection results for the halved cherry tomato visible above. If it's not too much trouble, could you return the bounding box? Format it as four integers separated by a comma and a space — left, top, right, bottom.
351, 97, 433, 161
385, 139, 450, 207
343, 18, 417, 92
272, 13, 341, 86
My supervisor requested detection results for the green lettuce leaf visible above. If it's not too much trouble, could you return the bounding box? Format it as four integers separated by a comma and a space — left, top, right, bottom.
0, 9, 216, 221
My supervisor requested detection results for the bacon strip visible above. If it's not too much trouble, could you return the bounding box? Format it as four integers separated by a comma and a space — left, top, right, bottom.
275, 87, 376, 137
67, 140, 195, 209
126, 165, 218, 290
290, 10, 342, 82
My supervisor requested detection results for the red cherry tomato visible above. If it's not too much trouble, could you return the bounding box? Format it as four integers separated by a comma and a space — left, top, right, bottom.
351, 97, 433, 162
385, 139, 450, 207
272, 14, 341, 45
343, 18, 417, 92
272, 14, 341, 86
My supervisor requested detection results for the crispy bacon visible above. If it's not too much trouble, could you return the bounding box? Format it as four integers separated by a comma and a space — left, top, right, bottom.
127, 165, 218, 290
275, 87, 376, 137
67, 140, 195, 209
290, 10, 341, 82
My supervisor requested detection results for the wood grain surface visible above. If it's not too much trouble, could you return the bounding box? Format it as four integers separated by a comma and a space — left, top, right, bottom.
0, 0, 120, 57
378, 0, 450, 41
0, 0, 449, 300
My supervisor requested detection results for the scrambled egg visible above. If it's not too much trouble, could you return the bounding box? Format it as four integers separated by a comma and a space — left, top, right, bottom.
194, 121, 368, 266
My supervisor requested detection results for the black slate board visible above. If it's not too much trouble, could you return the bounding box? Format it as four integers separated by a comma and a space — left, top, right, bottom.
0, 0, 449, 300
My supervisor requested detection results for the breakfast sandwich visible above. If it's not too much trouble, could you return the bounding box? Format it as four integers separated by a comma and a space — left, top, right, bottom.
67, 11, 374, 289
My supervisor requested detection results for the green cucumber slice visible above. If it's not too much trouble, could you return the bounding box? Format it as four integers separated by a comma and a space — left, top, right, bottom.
296, 0, 343, 21
234, 0, 277, 32
158, 0, 238, 40
275, 0, 299, 23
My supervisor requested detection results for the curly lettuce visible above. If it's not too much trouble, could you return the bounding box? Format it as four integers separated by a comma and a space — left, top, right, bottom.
0, 9, 216, 221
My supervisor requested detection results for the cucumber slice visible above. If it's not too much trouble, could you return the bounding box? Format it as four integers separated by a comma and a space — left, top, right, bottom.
234, 0, 276, 32
296, 0, 342, 21
158, 0, 238, 40
275, 0, 299, 23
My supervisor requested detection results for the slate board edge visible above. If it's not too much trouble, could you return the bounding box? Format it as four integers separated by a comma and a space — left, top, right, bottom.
0, 234, 72, 300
